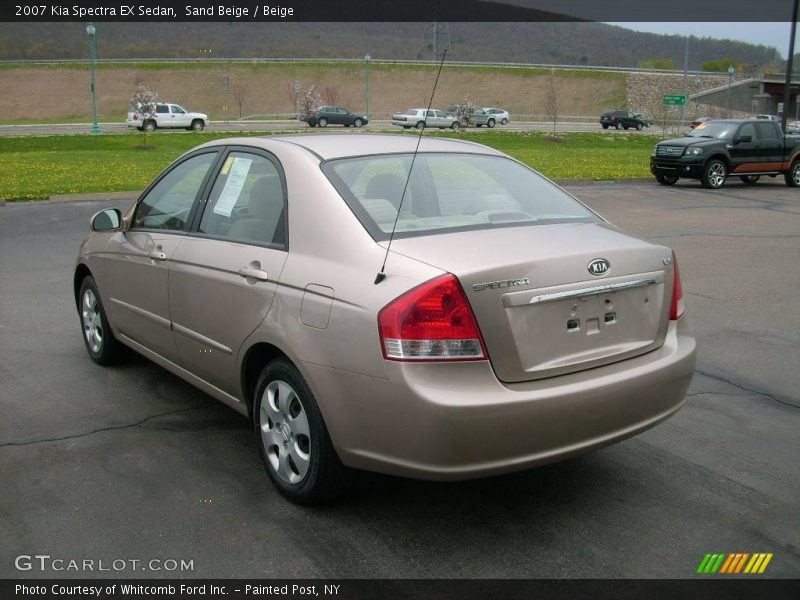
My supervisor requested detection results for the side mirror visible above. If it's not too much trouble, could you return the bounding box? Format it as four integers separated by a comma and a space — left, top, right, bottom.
734, 135, 752, 144
90, 208, 122, 231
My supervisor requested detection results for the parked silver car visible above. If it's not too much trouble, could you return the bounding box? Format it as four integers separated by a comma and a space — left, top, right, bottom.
75, 134, 696, 503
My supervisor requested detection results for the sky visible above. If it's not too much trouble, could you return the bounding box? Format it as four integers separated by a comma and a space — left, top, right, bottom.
607, 23, 794, 58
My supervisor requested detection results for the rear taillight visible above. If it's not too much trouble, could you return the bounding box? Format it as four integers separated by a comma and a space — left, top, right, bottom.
378, 274, 487, 361
670, 253, 685, 320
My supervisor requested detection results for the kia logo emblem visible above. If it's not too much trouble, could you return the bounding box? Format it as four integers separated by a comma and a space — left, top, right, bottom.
588, 258, 610, 276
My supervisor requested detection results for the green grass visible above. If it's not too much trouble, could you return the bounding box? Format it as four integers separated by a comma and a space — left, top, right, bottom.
0, 130, 658, 201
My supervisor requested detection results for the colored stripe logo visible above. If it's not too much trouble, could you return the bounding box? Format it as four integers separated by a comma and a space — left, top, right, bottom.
697, 553, 773, 574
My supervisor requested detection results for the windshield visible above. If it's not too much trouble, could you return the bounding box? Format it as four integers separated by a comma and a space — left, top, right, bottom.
322, 153, 600, 241
687, 122, 736, 139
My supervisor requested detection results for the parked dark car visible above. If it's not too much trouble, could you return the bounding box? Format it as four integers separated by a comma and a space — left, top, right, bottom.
650, 119, 800, 188
600, 110, 647, 130
305, 106, 368, 128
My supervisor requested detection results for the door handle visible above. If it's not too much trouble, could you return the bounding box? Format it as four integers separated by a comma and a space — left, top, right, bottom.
238, 266, 269, 281
149, 250, 167, 261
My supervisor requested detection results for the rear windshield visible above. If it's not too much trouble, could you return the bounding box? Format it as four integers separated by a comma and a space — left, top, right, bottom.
321, 153, 600, 240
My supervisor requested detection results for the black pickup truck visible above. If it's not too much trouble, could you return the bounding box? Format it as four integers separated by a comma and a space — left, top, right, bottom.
650, 119, 800, 189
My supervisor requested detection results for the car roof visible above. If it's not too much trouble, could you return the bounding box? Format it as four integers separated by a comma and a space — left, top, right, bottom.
195, 134, 506, 161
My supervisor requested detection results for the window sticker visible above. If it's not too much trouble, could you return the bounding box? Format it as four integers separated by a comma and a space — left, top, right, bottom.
220, 156, 234, 175
213, 157, 253, 217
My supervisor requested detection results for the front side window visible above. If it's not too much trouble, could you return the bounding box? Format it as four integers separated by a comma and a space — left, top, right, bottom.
198, 152, 287, 248
171, 105, 186, 114
738, 123, 758, 141
133, 152, 217, 231
323, 153, 599, 241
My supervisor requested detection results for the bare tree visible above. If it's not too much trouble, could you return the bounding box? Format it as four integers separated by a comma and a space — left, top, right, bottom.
322, 84, 340, 106
232, 82, 247, 118
543, 71, 559, 138
286, 81, 300, 117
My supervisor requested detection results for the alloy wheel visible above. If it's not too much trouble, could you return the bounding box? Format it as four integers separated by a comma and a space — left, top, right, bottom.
259, 380, 311, 485
81, 288, 103, 354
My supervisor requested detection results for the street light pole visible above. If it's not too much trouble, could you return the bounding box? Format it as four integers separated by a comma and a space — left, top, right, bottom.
727, 65, 735, 118
365, 53, 371, 119
86, 23, 101, 134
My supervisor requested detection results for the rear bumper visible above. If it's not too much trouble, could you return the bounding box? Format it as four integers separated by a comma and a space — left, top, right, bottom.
304, 319, 696, 480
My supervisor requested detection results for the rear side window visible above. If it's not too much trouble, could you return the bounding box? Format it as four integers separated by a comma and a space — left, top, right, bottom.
156, 105, 168, 114
133, 152, 217, 231
322, 153, 599, 241
754, 123, 778, 139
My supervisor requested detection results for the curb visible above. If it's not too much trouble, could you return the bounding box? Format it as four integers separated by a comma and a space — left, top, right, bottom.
555, 178, 653, 185
49, 191, 141, 204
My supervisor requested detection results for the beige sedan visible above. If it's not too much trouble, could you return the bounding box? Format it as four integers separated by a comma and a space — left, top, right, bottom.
75, 134, 696, 503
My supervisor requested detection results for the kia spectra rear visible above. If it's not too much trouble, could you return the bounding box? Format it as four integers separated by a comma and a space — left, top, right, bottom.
74, 134, 696, 503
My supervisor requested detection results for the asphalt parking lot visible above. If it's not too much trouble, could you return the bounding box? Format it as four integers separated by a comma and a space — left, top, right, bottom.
1, 179, 798, 579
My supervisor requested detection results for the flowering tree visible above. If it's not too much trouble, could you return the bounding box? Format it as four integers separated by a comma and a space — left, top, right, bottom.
452, 97, 476, 127
296, 85, 321, 122
130, 81, 158, 119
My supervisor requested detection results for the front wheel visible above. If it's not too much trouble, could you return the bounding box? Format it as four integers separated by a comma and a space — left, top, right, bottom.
785, 160, 800, 187
656, 174, 679, 186
353, 118, 363, 128
254, 360, 353, 504
191, 119, 204, 131
636, 123, 643, 131
78, 276, 127, 366
602, 124, 609, 129
487, 119, 495, 128
318, 117, 328, 127
450, 121, 460, 130
740, 175, 760, 185
702, 159, 727, 189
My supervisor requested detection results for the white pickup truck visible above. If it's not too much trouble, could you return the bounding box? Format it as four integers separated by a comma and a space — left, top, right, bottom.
126, 103, 207, 131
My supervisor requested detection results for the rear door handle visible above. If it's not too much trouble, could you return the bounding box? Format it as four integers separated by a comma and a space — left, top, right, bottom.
238, 266, 269, 281
149, 250, 167, 261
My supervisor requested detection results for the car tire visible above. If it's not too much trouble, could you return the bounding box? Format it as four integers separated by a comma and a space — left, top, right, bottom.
501, 118, 508, 125
602, 124, 608, 129
656, 174, 679, 186
318, 118, 328, 127
450, 121, 460, 130
402, 126, 411, 129
636, 123, 643, 131
143, 120, 156, 132
254, 359, 353, 504
615, 123, 621, 130
476, 123, 483, 127
739, 175, 760, 185
701, 159, 728, 189
191, 119, 205, 131
78, 276, 127, 366
785, 160, 800, 187
415, 121, 425, 130
487, 119, 495, 128
353, 118, 363, 128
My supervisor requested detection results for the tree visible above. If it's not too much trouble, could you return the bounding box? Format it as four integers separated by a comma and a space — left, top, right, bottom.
543, 72, 558, 138
232, 82, 247, 118
321, 84, 340, 106
130, 80, 158, 119
452, 96, 476, 127
295, 84, 321, 123
702, 58, 741, 72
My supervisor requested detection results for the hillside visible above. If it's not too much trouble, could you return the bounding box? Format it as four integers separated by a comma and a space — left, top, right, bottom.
0, 22, 781, 70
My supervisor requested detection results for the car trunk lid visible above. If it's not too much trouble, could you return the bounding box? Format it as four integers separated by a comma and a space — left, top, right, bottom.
386, 223, 674, 382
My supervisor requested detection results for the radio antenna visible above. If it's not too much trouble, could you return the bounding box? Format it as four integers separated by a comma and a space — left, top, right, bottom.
374, 48, 448, 285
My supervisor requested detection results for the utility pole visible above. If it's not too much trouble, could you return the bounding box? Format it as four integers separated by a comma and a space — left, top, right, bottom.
680, 36, 689, 129
782, 0, 799, 131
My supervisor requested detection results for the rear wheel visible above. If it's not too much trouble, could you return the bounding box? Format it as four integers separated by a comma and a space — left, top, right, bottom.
501, 118, 508, 125
415, 121, 425, 130
785, 160, 800, 187
353, 118, 363, 128
615, 122, 621, 130
254, 359, 353, 504
143, 120, 156, 132
656, 174, 679, 186
702, 159, 727, 189
739, 175, 760, 185
78, 276, 127, 366
318, 117, 328, 127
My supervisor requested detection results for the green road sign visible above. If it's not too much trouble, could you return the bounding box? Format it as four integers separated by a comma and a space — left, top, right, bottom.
663, 94, 687, 106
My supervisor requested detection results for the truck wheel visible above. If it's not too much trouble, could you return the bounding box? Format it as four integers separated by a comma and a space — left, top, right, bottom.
191, 119, 205, 131
636, 123, 643, 131
701, 159, 727, 189
739, 175, 760, 185
656, 174, 678, 186
143, 120, 156, 132
602, 124, 608, 129
785, 160, 800, 187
